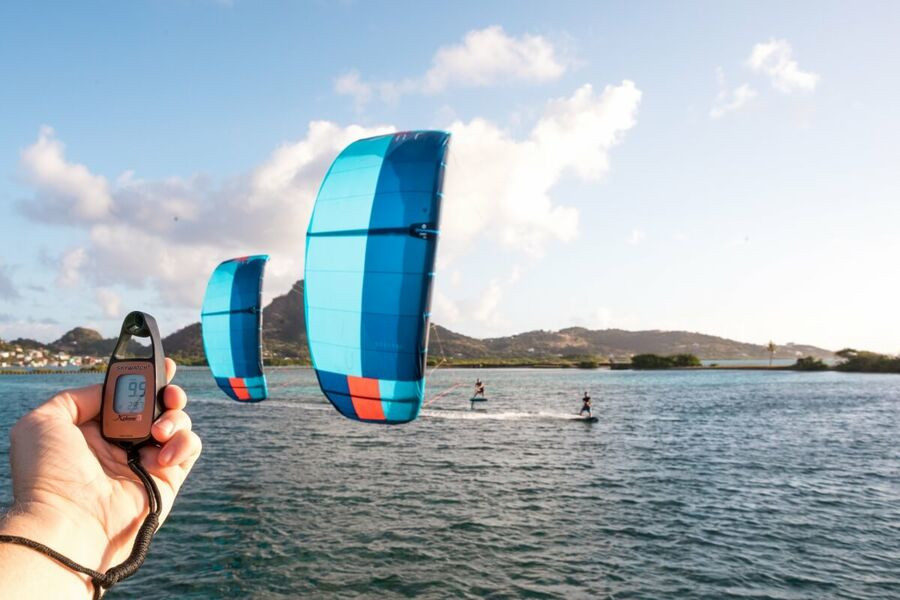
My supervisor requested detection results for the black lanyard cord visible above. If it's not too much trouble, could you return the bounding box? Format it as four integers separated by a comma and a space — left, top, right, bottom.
0, 447, 162, 599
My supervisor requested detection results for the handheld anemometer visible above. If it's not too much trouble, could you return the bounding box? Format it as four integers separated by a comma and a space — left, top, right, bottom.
101, 311, 166, 448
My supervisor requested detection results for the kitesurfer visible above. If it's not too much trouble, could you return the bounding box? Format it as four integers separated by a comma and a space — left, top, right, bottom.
579, 391, 592, 418
0, 359, 202, 598
473, 378, 486, 398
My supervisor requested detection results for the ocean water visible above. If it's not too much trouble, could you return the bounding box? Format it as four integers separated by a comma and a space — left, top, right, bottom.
1, 367, 898, 599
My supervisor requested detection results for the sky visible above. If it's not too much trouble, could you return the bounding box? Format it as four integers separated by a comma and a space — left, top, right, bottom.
0, 1, 898, 353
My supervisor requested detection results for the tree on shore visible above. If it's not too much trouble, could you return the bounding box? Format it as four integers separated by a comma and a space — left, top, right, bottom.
793, 356, 828, 371
631, 353, 701, 369
834, 349, 900, 373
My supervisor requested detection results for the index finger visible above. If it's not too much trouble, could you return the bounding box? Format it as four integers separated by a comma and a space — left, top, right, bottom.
37, 357, 179, 425
164, 357, 176, 384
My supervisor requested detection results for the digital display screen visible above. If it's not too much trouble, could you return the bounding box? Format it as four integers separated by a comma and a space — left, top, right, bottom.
114, 374, 147, 414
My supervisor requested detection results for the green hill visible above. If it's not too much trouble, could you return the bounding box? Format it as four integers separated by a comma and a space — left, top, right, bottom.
3, 280, 833, 365
160, 280, 834, 364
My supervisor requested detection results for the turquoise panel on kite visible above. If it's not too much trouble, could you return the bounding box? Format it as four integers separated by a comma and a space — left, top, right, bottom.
304, 130, 450, 424
201, 255, 269, 402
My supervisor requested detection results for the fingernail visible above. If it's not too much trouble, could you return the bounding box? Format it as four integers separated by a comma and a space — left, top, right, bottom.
156, 421, 174, 437
159, 445, 174, 465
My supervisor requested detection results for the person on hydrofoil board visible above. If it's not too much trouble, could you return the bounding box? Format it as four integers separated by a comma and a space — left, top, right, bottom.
579, 391, 592, 418
473, 379, 485, 398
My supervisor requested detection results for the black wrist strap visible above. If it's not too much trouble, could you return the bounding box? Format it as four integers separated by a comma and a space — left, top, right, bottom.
0, 447, 162, 599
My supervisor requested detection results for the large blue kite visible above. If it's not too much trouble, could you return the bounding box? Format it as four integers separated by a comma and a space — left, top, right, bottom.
304, 131, 450, 423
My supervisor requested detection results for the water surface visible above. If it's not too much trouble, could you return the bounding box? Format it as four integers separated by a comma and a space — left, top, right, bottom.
1, 368, 897, 599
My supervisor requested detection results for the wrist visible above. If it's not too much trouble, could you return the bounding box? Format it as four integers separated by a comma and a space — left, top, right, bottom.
0, 500, 111, 571
0, 503, 111, 599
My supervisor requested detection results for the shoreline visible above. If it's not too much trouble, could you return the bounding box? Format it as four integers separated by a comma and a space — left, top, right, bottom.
1, 364, 892, 375
0, 367, 106, 376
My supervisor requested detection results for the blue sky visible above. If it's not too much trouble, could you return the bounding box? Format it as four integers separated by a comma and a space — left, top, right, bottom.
1, 1, 898, 353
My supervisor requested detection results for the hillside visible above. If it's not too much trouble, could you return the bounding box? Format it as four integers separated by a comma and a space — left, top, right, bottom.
261, 280, 309, 361
164, 322, 203, 359
2, 280, 833, 364
163, 281, 309, 362
477, 327, 828, 360
161, 280, 833, 363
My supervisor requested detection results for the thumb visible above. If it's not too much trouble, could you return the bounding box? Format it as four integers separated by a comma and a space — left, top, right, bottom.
35, 384, 103, 425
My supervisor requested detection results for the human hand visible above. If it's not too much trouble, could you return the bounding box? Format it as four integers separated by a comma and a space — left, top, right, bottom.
0, 358, 201, 594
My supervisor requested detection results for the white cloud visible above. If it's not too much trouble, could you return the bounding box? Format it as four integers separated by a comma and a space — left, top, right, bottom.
746, 39, 819, 93
627, 229, 646, 245
20, 121, 392, 306
335, 26, 567, 106
443, 81, 641, 255
19, 126, 112, 222
19, 81, 639, 317
423, 25, 566, 92
710, 67, 758, 119
95, 288, 121, 318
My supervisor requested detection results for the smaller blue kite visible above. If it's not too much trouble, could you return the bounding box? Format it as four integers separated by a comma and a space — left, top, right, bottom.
201, 255, 269, 401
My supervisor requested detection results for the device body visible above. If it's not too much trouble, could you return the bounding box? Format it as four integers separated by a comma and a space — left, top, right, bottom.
101, 311, 166, 447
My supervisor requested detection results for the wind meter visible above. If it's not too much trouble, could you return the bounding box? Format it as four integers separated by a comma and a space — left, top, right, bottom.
101, 311, 166, 448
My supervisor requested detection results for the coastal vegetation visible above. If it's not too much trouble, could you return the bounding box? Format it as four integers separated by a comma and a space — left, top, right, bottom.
833, 349, 900, 373
425, 355, 608, 369
171, 355, 614, 369
792, 356, 828, 371
0, 366, 106, 376
630, 353, 702, 369
6, 345, 900, 375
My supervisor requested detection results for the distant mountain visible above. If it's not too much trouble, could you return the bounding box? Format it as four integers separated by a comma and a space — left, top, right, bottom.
51, 327, 108, 355
3, 326, 148, 358
475, 327, 829, 360
163, 322, 203, 358
428, 325, 830, 361
3, 280, 831, 363
261, 280, 308, 361
161, 280, 833, 362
